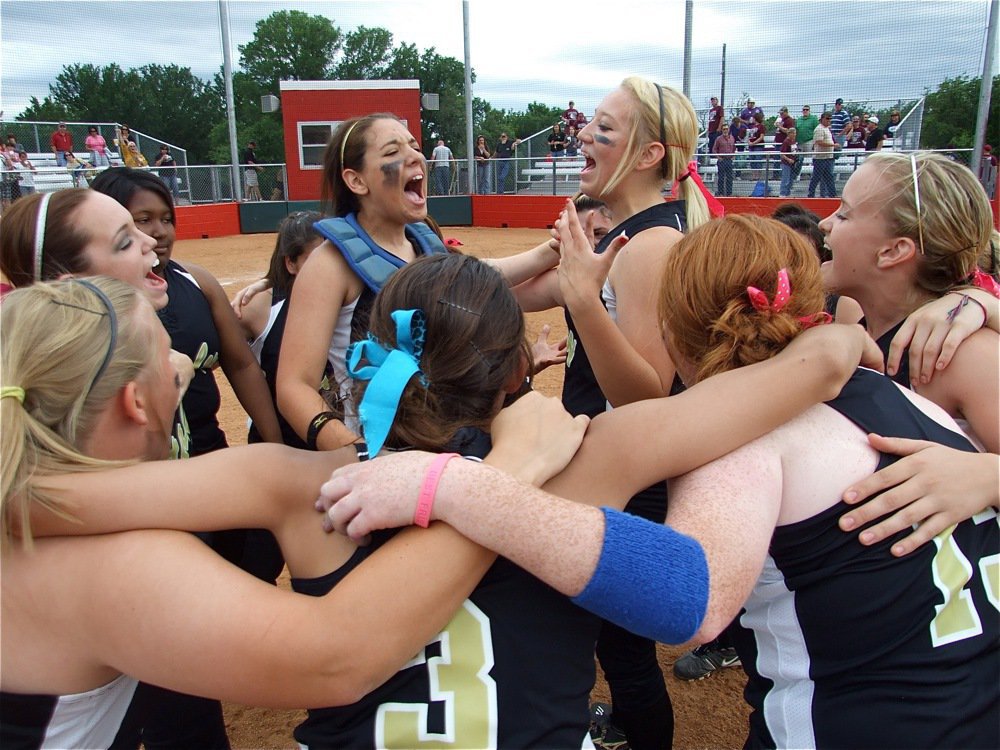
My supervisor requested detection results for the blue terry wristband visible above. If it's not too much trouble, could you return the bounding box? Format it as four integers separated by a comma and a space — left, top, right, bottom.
571, 507, 709, 643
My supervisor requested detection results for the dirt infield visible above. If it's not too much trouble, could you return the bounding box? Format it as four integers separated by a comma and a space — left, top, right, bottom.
172, 226, 748, 749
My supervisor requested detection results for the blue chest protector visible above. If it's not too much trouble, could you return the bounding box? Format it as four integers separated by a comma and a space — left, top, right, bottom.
313, 213, 447, 293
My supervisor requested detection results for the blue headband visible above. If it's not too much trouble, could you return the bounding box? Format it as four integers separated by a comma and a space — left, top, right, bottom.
347, 309, 427, 456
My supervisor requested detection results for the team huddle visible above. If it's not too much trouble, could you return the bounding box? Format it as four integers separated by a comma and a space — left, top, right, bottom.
1, 76, 998, 750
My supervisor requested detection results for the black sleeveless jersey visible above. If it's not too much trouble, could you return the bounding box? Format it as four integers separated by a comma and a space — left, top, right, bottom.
561, 200, 686, 420
157, 260, 226, 457
291, 431, 601, 749
874, 318, 911, 387
247, 293, 334, 449
734, 369, 999, 749
562, 200, 687, 522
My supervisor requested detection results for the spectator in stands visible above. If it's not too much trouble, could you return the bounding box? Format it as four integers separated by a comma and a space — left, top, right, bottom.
6, 133, 26, 156
493, 132, 520, 194
729, 115, 748, 178
0, 145, 19, 209
796, 105, 819, 153
563, 100, 581, 128
865, 115, 884, 151
474, 135, 492, 193
243, 140, 263, 201
86, 126, 110, 168
807, 112, 836, 198
14, 151, 36, 196
430, 138, 454, 195
830, 98, 851, 149
712, 124, 736, 196
747, 111, 767, 177
124, 141, 148, 168
985, 144, 998, 168
64, 152, 93, 188
50, 122, 73, 167
548, 122, 567, 157
845, 116, 865, 150
707, 96, 725, 152
117, 123, 137, 144
773, 106, 794, 146
154, 144, 180, 201
779, 127, 800, 197
884, 110, 902, 139
740, 97, 762, 128
116, 125, 143, 167
565, 125, 580, 157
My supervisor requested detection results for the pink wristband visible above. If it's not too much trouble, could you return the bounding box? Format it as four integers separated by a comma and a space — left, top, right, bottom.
414, 453, 460, 528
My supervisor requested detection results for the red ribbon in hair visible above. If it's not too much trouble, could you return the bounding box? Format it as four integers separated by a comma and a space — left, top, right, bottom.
971, 268, 1000, 298
746, 268, 833, 328
747, 268, 792, 313
675, 161, 726, 218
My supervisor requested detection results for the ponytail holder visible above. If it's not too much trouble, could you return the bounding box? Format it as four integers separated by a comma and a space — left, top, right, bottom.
746, 268, 792, 313
346, 309, 427, 456
970, 268, 1000, 298
1, 386, 25, 403
677, 160, 726, 218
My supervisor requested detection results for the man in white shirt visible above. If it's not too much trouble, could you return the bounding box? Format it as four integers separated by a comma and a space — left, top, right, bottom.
430, 139, 454, 196
807, 112, 837, 198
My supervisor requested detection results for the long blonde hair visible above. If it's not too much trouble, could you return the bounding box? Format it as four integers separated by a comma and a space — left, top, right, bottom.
600, 77, 708, 230
1, 277, 156, 546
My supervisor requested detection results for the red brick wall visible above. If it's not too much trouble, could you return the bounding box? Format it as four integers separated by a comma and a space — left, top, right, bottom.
175, 203, 241, 240
281, 87, 422, 202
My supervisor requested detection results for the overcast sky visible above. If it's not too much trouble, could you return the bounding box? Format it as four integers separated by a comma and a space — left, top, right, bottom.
0, 0, 991, 120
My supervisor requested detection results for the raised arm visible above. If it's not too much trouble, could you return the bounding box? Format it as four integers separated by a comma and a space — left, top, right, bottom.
555, 200, 678, 405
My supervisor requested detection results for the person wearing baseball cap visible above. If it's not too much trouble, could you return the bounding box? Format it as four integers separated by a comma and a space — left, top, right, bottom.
774, 106, 795, 146
830, 98, 851, 147
864, 115, 884, 152
740, 97, 761, 127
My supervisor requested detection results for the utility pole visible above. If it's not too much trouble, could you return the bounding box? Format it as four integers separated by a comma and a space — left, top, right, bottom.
219, 0, 240, 200
463, 0, 475, 193
720, 43, 727, 109
973, 0, 997, 174
683, 1, 693, 98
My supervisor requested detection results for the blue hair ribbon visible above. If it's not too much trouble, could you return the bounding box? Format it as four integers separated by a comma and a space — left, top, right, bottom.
346, 309, 427, 456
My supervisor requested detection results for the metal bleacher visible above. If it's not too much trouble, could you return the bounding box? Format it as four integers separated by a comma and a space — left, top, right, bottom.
17, 150, 126, 193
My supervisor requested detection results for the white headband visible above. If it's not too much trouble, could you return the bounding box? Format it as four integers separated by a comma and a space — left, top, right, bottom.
33, 192, 53, 282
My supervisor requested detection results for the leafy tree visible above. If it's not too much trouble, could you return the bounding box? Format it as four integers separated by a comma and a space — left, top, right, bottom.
238, 10, 342, 90
921, 75, 999, 150
15, 62, 221, 162
17, 95, 71, 122
336, 26, 395, 80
